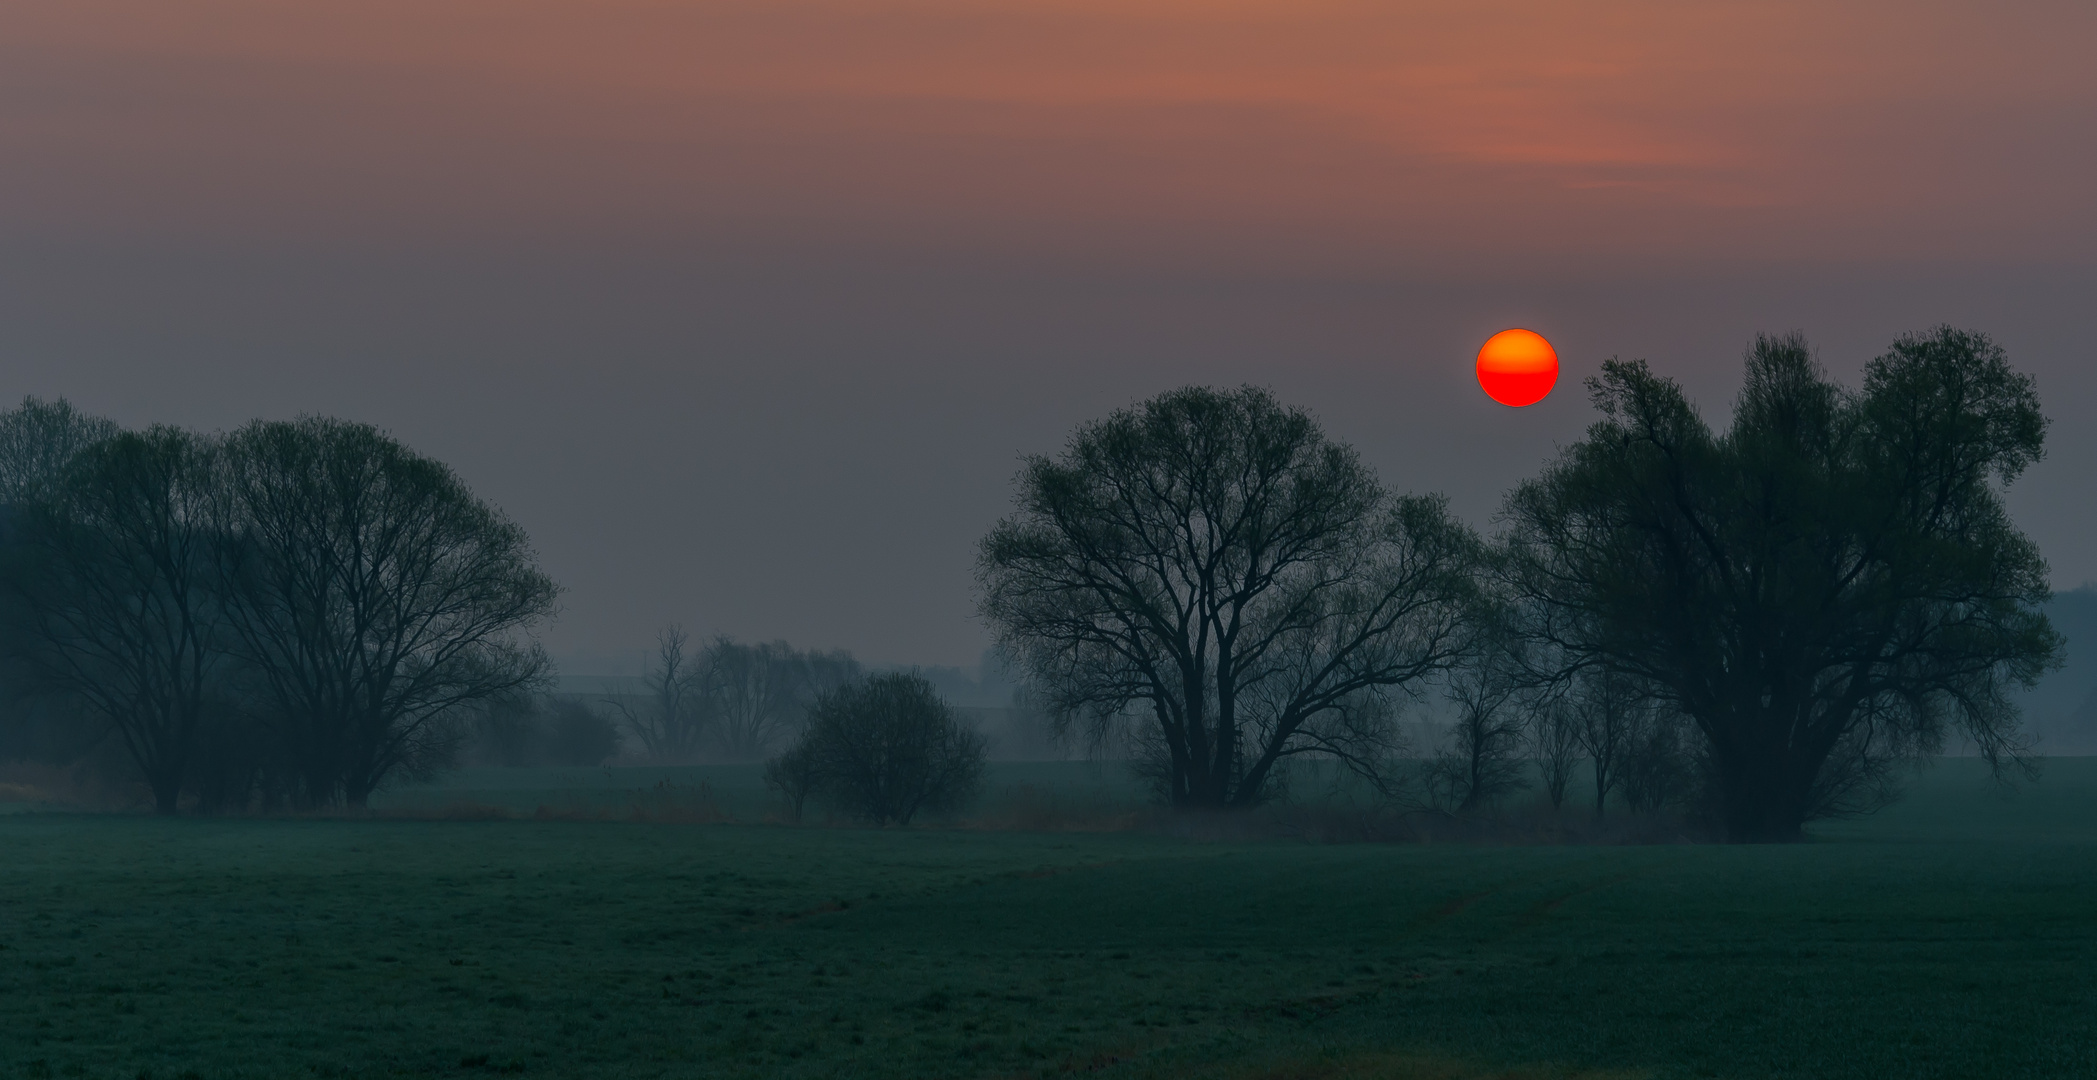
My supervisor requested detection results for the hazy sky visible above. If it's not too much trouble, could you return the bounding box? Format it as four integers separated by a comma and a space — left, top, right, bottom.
2, 1, 2092, 670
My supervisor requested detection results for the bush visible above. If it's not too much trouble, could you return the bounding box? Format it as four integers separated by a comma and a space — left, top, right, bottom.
770, 672, 985, 825
544, 700, 621, 766
762, 742, 820, 822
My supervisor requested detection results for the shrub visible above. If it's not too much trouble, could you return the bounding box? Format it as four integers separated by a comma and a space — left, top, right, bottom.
544, 700, 620, 766
771, 672, 985, 825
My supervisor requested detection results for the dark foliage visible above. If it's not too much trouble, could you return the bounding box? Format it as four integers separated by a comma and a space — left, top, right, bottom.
0, 401, 561, 812
772, 672, 986, 824
214, 417, 559, 808
1502, 328, 2060, 840
979, 385, 1482, 808
543, 698, 620, 766
1, 428, 229, 813
762, 741, 820, 822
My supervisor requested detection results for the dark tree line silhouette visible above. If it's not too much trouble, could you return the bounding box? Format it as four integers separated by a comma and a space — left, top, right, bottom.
980, 327, 2062, 841
0, 402, 558, 811
0, 323, 2058, 840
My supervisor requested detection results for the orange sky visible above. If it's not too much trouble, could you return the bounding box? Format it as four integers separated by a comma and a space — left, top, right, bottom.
4, 2, 2094, 665
5, 0, 2092, 270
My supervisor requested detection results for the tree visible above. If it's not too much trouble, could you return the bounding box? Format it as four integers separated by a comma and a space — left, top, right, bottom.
1530, 699, 1583, 811
700, 638, 856, 760
979, 386, 1482, 808
1501, 328, 2060, 841
1425, 655, 1531, 814
543, 698, 620, 766
0, 428, 228, 813
0, 397, 122, 770
1617, 710, 1695, 815
215, 418, 559, 808
0, 396, 120, 505
471, 693, 548, 767
1561, 669, 1650, 818
778, 672, 985, 825
609, 626, 707, 762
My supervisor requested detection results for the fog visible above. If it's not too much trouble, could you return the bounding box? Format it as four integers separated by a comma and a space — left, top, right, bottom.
5, 243, 2091, 672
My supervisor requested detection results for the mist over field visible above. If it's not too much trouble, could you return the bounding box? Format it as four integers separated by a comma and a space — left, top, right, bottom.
5, 3, 2097, 1079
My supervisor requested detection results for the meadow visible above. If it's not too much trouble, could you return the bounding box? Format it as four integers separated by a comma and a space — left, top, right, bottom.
3, 760, 2095, 1080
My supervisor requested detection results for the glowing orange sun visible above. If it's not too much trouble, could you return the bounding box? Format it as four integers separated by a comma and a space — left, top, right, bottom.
1476, 329, 1558, 407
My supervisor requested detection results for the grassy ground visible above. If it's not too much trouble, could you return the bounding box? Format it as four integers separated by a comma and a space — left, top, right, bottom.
2, 760, 2095, 1079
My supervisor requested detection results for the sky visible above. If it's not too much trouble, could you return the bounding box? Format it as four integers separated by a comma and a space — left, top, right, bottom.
1, 0, 2092, 671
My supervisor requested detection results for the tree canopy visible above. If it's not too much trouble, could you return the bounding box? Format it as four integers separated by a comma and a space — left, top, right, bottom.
215, 417, 560, 808
978, 385, 1482, 807
1500, 328, 2059, 840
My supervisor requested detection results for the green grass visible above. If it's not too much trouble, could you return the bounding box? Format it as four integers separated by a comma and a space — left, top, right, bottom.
3, 760, 2096, 1079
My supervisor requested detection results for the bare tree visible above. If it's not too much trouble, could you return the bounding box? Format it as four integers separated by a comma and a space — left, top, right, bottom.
215, 418, 559, 808
1562, 669, 1651, 818
1, 428, 227, 813
608, 626, 707, 762
700, 638, 812, 760
1425, 657, 1530, 814
1531, 699, 1583, 810
979, 386, 1483, 808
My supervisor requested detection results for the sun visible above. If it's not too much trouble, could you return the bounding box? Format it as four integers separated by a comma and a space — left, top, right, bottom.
1476, 329, 1558, 407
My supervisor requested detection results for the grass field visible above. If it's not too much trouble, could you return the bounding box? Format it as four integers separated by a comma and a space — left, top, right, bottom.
3, 759, 2096, 1079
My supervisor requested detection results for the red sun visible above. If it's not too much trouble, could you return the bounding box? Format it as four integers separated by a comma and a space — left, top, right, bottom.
1476, 329, 1559, 407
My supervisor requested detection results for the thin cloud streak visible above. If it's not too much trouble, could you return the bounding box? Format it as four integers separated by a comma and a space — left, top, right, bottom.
2, 1, 2091, 266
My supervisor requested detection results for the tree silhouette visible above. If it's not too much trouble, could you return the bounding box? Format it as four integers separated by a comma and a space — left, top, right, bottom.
979, 385, 1482, 807
1502, 328, 2059, 841
215, 418, 558, 808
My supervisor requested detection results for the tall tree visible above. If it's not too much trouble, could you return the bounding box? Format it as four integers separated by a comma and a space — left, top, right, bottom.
215, 418, 559, 808
1501, 328, 2059, 841
1, 428, 226, 813
979, 386, 1482, 807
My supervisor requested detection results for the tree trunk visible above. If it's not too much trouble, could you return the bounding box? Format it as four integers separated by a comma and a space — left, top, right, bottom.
1712, 743, 1808, 842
